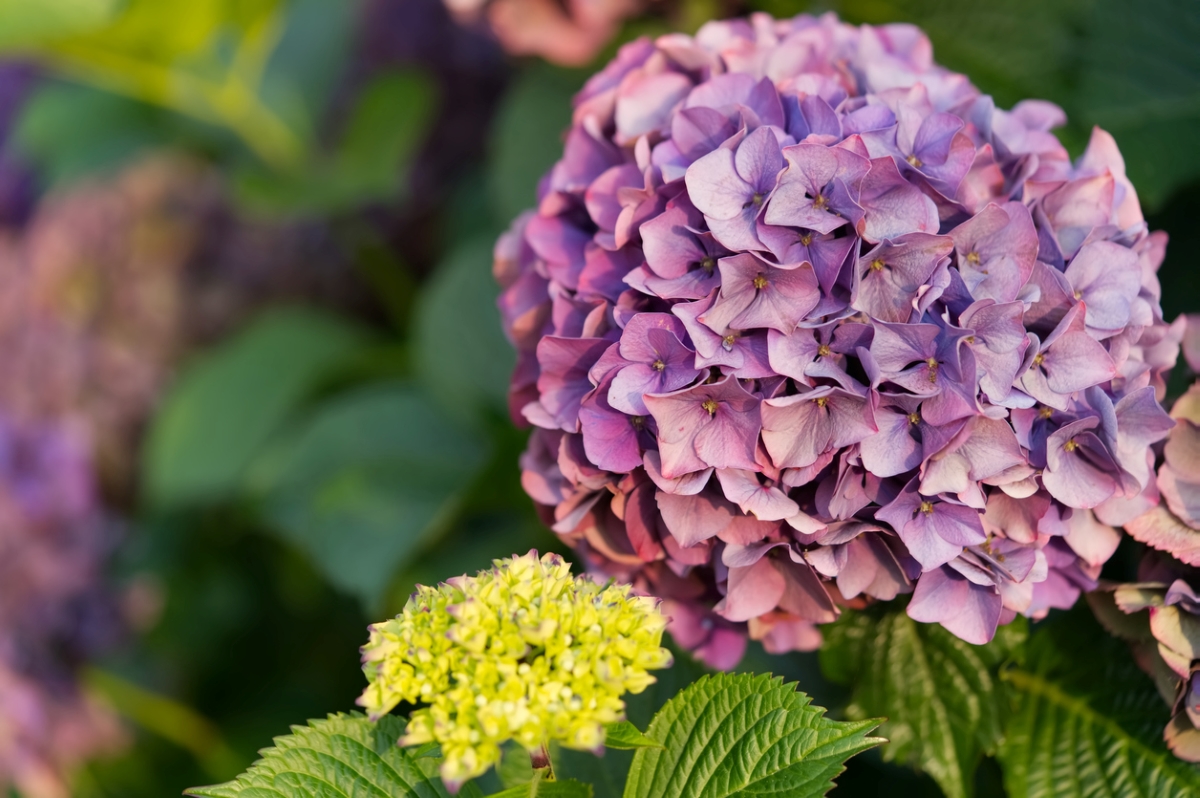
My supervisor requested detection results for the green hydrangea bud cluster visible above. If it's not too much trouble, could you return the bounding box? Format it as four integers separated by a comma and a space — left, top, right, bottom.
358, 550, 673, 788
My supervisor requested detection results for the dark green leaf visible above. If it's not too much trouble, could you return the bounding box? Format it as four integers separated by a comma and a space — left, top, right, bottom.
998, 607, 1200, 798
1075, 0, 1200, 209
234, 69, 437, 214
623, 672, 882, 798
489, 776, 593, 798
248, 382, 488, 609
820, 608, 1025, 798
184, 712, 454, 797
413, 236, 514, 424
601, 722, 660, 751
143, 307, 368, 508
487, 64, 582, 224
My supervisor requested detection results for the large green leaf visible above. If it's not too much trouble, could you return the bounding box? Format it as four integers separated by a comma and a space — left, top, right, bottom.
413, 236, 514, 424
143, 307, 368, 509
1075, 0, 1200, 210
234, 69, 436, 214
489, 776, 593, 798
820, 608, 1025, 798
998, 607, 1200, 798
622, 672, 882, 798
185, 713, 457, 797
487, 64, 582, 225
248, 382, 488, 609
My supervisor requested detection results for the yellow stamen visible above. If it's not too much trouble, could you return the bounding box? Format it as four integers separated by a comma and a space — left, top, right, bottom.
870, 259, 885, 272
812, 194, 828, 210
918, 500, 934, 515
907, 154, 924, 168
652, 359, 665, 371
1038, 406, 1053, 420
753, 274, 769, 290
1032, 352, 1045, 367
817, 344, 832, 357
814, 396, 829, 408
800, 233, 813, 246
1063, 438, 1078, 453
700, 256, 716, 273
907, 412, 921, 425
701, 399, 719, 416
966, 251, 981, 264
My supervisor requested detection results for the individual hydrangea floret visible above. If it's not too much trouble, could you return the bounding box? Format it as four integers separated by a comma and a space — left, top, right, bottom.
496, 11, 1180, 663
358, 551, 672, 790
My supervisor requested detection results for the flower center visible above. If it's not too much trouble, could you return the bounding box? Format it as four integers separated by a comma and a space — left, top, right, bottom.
814, 396, 828, 408
722, 333, 736, 350
907, 411, 921, 425
1073, 290, 1083, 300
800, 233, 813, 246
1038, 406, 1054, 420
926, 358, 939, 383
701, 399, 719, 416
964, 335, 976, 345
700, 256, 716, 273
631, 415, 646, 429
652, 359, 666, 371
1063, 438, 1078, 453
870, 259, 885, 272
817, 344, 832, 357
906, 154, 924, 168
918, 500, 935, 515
751, 193, 764, 208
966, 251, 981, 264
812, 194, 828, 211
753, 274, 769, 290
1032, 352, 1045, 367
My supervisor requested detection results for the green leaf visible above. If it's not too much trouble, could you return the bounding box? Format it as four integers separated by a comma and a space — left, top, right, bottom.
1075, 0, 1200, 209
248, 382, 488, 609
998, 607, 1200, 798
819, 608, 1026, 798
0, 0, 121, 49
144, 307, 368, 509
413, 236, 515, 424
184, 712, 455, 797
622, 672, 882, 798
487, 64, 583, 224
489, 775, 593, 798
601, 722, 661, 751
234, 69, 437, 214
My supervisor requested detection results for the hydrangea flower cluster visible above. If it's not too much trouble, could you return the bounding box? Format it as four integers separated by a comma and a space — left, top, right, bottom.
1095, 333, 1200, 761
358, 551, 672, 789
495, 12, 1180, 663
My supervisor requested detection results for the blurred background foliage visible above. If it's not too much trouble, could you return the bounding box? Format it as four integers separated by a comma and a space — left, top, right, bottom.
0, 0, 1193, 795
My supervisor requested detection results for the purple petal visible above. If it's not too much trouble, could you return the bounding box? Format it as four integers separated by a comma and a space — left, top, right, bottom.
907, 566, 1002, 644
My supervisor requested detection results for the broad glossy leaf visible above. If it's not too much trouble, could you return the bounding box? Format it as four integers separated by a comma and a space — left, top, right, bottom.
143, 307, 368, 508
623, 672, 882, 798
999, 607, 1200, 798
820, 608, 1026, 798
185, 713, 455, 797
249, 382, 488, 609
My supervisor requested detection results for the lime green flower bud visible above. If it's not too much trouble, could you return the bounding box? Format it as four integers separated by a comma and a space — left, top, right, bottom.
358, 551, 672, 790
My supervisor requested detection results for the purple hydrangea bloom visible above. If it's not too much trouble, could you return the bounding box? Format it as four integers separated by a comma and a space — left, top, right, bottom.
497, 12, 1178, 664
